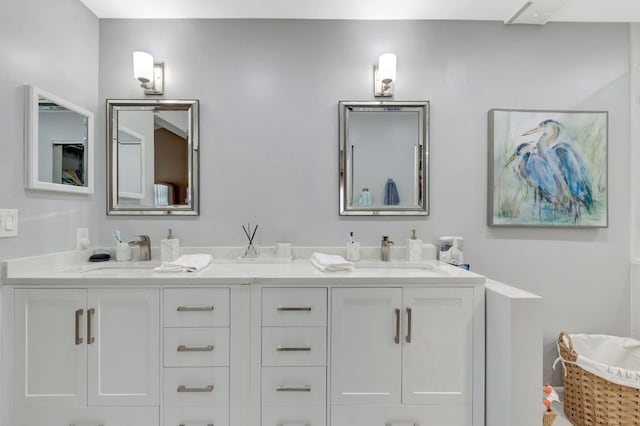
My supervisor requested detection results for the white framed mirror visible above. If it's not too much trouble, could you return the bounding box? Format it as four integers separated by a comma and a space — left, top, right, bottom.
25, 85, 94, 194
107, 99, 199, 216
339, 101, 429, 216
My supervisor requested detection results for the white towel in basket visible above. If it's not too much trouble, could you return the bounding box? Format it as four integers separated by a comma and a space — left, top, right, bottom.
558, 334, 640, 390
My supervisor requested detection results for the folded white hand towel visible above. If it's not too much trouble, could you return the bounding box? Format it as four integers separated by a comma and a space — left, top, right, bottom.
310, 252, 354, 272
154, 254, 212, 273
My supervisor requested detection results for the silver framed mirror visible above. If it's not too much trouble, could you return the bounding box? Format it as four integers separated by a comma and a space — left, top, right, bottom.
25, 85, 94, 194
107, 99, 199, 215
339, 101, 429, 216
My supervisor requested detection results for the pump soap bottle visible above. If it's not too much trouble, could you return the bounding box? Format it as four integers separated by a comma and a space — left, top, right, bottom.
407, 229, 423, 262
346, 231, 360, 261
161, 229, 180, 262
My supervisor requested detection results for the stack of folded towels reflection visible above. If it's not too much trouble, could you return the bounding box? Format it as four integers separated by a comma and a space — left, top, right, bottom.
154, 254, 212, 272
310, 252, 354, 272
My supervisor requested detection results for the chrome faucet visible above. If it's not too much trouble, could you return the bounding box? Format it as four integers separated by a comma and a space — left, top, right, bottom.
381, 235, 394, 261
129, 235, 151, 261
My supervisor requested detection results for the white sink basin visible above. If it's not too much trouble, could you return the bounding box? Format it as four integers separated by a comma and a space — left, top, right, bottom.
353, 261, 441, 274
77, 262, 159, 275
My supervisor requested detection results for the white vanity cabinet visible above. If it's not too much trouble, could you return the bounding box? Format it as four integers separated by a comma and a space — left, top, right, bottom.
260, 287, 328, 426
13, 288, 160, 425
163, 288, 231, 426
330, 286, 475, 426
3, 255, 485, 426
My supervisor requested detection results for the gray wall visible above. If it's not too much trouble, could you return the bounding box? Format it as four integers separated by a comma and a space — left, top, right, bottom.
98, 20, 630, 383
0, 0, 631, 394
0, 0, 99, 259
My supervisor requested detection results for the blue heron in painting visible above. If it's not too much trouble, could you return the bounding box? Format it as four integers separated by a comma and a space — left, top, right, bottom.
505, 141, 572, 220
522, 119, 594, 220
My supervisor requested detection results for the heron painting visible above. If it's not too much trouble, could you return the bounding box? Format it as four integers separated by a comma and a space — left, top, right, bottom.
488, 109, 607, 227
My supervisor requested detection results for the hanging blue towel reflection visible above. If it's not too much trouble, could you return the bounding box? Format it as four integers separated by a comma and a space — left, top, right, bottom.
384, 178, 400, 205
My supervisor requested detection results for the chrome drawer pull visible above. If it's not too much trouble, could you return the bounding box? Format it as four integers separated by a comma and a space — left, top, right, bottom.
385, 423, 418, 426
276, 385, 311, 392
177, 306, 214, 312
69, 424, 104, 426
177, 384, 214, 392
277, 306, 312, 312
179, 424, 214, 426
277, 345, 311, 352
177, 345, 214, 352
277, 423, 311, 426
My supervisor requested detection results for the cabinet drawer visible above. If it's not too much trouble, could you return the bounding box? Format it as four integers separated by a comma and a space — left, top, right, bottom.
164, 328, 230, 367
164, 288, 229, 327
164, 406, 229, 426
15, 406, 159, 426
262, 327, 326, 366
262, 405, 326, 426
164, 367, 229, 406
262, 288, 327, 326
330, 404, 471, 426
262, 366, 326, 406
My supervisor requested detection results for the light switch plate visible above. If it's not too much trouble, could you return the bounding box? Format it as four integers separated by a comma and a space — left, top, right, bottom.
0, 209, 18, 238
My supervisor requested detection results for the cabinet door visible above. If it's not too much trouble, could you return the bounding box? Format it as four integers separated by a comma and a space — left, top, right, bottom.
331, 288, 402, 405
14, 289, 87, 407
87, 289, 159, 406
402, 287, 473, 405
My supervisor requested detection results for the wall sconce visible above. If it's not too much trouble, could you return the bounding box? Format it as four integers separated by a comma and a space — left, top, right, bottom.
374, 53, 397, 97
133, 51, 164, 95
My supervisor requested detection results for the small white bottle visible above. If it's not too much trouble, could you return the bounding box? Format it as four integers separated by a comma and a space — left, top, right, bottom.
346, 231, 360, 261
449, 238, 463, 265
161, 229, 180, 262
407, 229, 423, 262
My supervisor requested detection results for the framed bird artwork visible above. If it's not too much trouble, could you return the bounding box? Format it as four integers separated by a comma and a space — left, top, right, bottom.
488, 109, 608, 227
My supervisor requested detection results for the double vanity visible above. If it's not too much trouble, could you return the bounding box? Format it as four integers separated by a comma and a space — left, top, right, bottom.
0, 249, 486, 426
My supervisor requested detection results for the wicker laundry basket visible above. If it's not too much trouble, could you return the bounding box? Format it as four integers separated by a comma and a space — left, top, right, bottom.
558, 332, 640, 425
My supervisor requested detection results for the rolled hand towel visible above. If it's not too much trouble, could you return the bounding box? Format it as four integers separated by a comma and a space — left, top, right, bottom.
154, 254, 212, 273
310, 252, 354, 272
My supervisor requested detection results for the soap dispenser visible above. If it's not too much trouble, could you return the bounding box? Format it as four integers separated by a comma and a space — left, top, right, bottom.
161, 229, 180, 262
407, 229, 423, 262
346, 231, 360, 261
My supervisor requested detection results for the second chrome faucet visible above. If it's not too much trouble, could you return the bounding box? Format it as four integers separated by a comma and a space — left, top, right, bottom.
381, 235, 394, 261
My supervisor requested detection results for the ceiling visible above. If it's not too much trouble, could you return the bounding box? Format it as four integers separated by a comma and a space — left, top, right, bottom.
79, 0, 640, 22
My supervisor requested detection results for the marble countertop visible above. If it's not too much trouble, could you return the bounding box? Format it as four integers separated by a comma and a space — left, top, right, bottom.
1, 247, 485, 286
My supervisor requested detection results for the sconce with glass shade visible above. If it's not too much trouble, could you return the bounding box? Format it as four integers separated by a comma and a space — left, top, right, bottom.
133, 51, 164, 95
374, 53, 397, 97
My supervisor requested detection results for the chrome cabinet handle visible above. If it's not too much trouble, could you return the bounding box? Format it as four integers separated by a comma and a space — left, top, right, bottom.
277, 345, 311, 352
75, 309, 84, 345
87, 308, 95, 344
277, 423, 311, 426
177, 384, 214, 392
406, 307, 412, 343
69, 424, 104, 426
385, 423, 418, 426
277, 306, 312, 312
177, 345, 214, 352
179, 424, 213, 426
177, 306, 214, 312
276, 385, 311, 392
394, 308, 400, 344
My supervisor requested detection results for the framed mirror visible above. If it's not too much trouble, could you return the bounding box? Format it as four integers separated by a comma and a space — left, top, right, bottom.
25, 85, 94, 194
107, 99, 199, 215
339, 101, 429, 216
